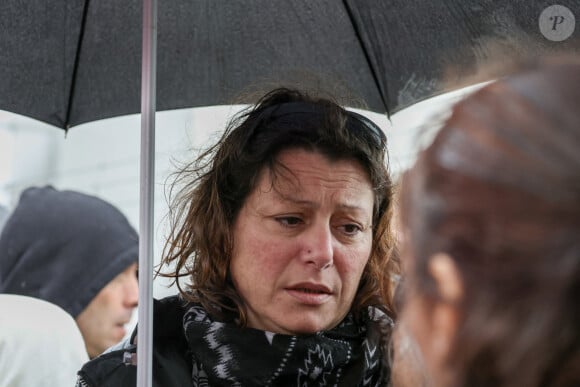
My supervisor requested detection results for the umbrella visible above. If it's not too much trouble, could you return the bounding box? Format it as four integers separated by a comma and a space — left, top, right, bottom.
1, 1, 579, 386
2, 0, 578, 128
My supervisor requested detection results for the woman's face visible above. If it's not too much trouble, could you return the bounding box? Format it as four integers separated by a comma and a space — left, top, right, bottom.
229, 148, 374, 334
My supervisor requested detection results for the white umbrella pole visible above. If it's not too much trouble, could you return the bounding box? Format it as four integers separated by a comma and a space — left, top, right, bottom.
138, 0, 156, 386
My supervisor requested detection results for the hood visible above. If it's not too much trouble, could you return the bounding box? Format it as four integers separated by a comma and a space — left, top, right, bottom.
0, 186, 138, 318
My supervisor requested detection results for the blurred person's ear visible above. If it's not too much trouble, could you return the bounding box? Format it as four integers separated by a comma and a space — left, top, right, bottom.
426, 253, 462, 380
429, 253, 462, 302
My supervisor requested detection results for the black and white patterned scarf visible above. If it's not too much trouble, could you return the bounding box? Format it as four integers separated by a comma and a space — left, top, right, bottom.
183, 303, 392, 386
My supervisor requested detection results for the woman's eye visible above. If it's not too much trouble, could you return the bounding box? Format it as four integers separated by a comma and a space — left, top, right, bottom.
341, 223, 362, 235
275, 216, 303, 227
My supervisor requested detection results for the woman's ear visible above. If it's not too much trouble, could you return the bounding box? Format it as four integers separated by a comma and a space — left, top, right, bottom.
427, 253, 463, 379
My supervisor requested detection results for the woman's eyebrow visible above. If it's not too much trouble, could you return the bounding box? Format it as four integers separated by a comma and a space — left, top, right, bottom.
272, 194, 317, 207
336, 203, 369, 212
273, 193, 368, 213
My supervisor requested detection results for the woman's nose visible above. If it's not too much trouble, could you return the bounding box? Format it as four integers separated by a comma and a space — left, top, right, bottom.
301, 223, 334, 270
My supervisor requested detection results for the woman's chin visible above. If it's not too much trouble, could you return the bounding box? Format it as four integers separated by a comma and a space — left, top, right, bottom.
245, 303, 347, 335
273, 314, 339, 335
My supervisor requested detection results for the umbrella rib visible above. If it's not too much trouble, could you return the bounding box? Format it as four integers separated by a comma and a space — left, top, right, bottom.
341, 0, 390, 117
64, 0, 91, 130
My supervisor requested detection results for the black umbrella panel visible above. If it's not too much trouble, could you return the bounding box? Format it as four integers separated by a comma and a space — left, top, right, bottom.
1, 0, 578, 129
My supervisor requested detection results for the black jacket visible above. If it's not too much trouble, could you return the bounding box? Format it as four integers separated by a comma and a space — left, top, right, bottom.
77, 296, 192, 387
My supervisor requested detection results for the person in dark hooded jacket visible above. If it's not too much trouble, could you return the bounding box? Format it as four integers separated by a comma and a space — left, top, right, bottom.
0, 186, 139, 359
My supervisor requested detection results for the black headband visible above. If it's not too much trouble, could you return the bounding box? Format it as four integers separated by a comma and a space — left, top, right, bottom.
255, 101, 387, 149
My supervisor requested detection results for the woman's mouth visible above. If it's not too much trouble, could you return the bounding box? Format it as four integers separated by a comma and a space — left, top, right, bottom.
285, 284, 333, 305
294, 288, 326, 294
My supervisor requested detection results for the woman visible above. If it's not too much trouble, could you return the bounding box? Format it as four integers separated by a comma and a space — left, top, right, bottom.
78, 88, 398, 386
395, 60, 580, 387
